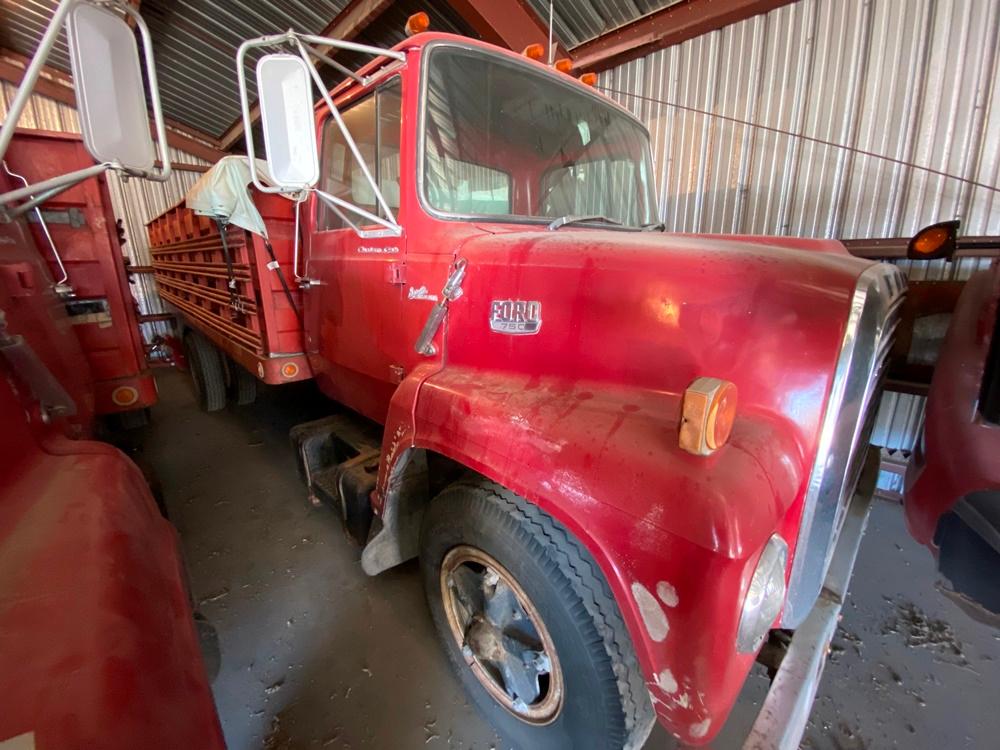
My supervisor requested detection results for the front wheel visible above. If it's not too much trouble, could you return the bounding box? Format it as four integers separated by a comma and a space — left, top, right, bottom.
420, 479, 654, 750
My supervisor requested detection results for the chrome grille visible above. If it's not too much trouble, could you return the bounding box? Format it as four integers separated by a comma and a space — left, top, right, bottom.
782, 264, 907, 628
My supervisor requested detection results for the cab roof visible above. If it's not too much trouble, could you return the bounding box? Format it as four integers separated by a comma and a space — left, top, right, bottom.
324, 31, 641, 126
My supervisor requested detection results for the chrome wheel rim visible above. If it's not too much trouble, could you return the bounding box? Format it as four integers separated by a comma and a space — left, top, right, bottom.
440, 545, 564, 725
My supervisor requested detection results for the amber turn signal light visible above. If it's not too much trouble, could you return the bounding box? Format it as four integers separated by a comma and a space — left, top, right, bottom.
579, 72, 598, 87
679, 377, 738, 456
906, 219, 959, 261
523, 43, 545, 60
554, 58, 573, 73
405, 12, 430, 36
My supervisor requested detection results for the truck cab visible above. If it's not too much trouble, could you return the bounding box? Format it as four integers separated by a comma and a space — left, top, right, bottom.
244, 28, 905, 748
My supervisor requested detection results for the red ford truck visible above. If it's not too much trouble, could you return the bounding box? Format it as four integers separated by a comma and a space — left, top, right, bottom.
905, 252, 1000, 619
0, 2, 223, 747
152, 22, 906, 748
5, 129, 158, 422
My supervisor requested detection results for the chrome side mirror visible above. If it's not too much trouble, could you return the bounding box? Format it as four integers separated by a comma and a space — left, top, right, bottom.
256, 54, 320, 189
66, 2, 156, 170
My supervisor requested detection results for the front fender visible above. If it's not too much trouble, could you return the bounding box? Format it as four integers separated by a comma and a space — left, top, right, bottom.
379, 364, 810, 744
411, 366, 806, 559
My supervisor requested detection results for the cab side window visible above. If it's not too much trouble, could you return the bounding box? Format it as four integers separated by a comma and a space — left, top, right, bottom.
317, 78, 402, 231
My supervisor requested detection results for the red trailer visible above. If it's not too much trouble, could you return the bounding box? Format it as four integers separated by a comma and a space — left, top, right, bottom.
148, 191, 311, 409
4, 129, 157, 419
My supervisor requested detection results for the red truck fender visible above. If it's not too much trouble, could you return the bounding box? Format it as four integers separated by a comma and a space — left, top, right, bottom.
369, 364, 811, 744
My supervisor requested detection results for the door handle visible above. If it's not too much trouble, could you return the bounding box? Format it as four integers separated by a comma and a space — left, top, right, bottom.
415, 258, 467, 356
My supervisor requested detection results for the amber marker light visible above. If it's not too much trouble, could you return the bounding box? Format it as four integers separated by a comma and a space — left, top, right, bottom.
579, 72, 598, 87
523, 43, 545, 61
679, 377, 738, 456
111, 385, 140, 407
281, 362, 300, 379
906, 220, 959, 261
405, 12, 429, 36
554, 58, 573, 74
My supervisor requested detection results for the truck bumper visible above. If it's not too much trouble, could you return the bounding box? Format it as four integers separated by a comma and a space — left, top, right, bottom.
744, 486, 874, 750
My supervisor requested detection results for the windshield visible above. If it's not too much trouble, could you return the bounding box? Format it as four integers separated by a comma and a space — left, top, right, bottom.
422, 46, 658, 228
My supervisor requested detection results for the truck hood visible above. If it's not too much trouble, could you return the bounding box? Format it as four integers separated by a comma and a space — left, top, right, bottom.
451, 227, 873, 408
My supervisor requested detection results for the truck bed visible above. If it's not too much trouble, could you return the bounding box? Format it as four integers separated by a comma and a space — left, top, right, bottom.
148, 192, 311, 384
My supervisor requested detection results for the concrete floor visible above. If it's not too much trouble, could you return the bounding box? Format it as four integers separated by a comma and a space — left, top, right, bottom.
137, 370, 999, 749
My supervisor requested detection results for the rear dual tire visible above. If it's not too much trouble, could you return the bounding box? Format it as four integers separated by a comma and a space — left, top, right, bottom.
183, 331, 226, 412
227, 360, 257, 406
420, 479, 654, 750
184, 332, 259, 411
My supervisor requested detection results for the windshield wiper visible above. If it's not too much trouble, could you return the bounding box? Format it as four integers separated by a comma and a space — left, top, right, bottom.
547, 214, 623, 231
642, 221, 666, 232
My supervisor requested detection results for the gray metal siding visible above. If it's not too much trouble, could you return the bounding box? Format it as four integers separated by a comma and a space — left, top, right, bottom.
600, 0, 1000, 452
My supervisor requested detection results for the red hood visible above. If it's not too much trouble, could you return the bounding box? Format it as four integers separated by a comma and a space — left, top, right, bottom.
433, 227, 875, 551
451, 227, 872, 421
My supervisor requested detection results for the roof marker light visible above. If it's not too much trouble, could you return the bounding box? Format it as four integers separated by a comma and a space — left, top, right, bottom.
554, 58, 572, 74
523, 43, 545, 61
405, 12, 429, 36
579, 72, 598, 87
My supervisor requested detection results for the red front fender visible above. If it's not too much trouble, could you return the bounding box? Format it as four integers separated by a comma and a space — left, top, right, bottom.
377, 364, 810, 744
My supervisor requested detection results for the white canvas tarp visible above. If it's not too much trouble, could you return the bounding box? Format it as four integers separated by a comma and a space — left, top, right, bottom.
185, 156, 292, 238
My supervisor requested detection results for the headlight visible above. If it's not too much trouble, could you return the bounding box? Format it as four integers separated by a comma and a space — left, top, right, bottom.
736, 534, 788, 653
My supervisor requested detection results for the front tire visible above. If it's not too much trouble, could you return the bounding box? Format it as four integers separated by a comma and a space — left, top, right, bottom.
420, 478, 654, 750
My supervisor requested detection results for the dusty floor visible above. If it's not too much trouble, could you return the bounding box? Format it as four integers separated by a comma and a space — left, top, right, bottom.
136, 370, 999, 749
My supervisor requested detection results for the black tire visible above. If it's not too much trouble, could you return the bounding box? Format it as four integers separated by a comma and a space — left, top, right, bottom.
183, 331, 226, 412
227, 358, 258, 406
420, 478, 654, 750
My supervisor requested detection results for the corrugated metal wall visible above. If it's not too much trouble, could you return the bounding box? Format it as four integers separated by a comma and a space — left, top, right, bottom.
601, 0, 1000, 451
0, 82, 208, 341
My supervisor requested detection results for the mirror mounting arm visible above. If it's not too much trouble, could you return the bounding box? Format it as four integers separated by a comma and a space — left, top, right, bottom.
237, 30, 405, 240
120, 0, 172, 182
0, 163, 110, 222
291, 37, 396, 226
